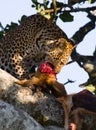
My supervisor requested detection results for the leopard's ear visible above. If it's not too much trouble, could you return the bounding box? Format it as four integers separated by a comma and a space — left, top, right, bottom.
56, 97, 64, 104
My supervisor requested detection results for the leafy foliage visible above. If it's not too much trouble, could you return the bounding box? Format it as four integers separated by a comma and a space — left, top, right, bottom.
31, 0, 96, 22
0, 0, 95, 38
0, 15, 27, 39
59, 12, 73, 22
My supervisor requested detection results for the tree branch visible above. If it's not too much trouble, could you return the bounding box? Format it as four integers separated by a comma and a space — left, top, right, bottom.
42, 5, 96, 14
52, 0, 57, 18
64, 79, 75, 85
63, 6, 96, 13
71, 18, 96, 44
70, 48, 96, 88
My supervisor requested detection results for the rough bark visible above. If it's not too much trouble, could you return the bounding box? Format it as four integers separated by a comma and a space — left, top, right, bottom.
0, 100, 44, 130
0, 69, 64, 129
0, 69, 96, 130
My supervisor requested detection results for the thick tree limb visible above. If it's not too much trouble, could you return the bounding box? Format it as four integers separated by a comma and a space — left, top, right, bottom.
0, 100, 44, 130
71, 19, 96, 44
68, 13, 96, 89
0, 69, 64, 128
0, 70, 96, 130
70, 48, 96, 88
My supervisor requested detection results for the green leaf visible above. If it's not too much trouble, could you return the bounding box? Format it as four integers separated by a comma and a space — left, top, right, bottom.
7, 22, 18, 29
51, 1, 63, 8
86, 85, 96, 93
32, 4, 36, 7
19, 15, 27, 24
56, 1, 63, 8
0, 31, 4, 39
59, 12, 73, 22
4, 22, 18, 34
88, 0, 96, 3
0, 22, 4, 30
32, 0, 38, 4
46, 1, 49, 6
31, 0, 39, 9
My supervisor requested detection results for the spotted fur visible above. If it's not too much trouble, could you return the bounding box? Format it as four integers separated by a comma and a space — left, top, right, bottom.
0, 14, 75, 79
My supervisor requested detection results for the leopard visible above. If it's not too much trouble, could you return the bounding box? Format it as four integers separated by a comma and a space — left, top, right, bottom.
0, 13, 75, 79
